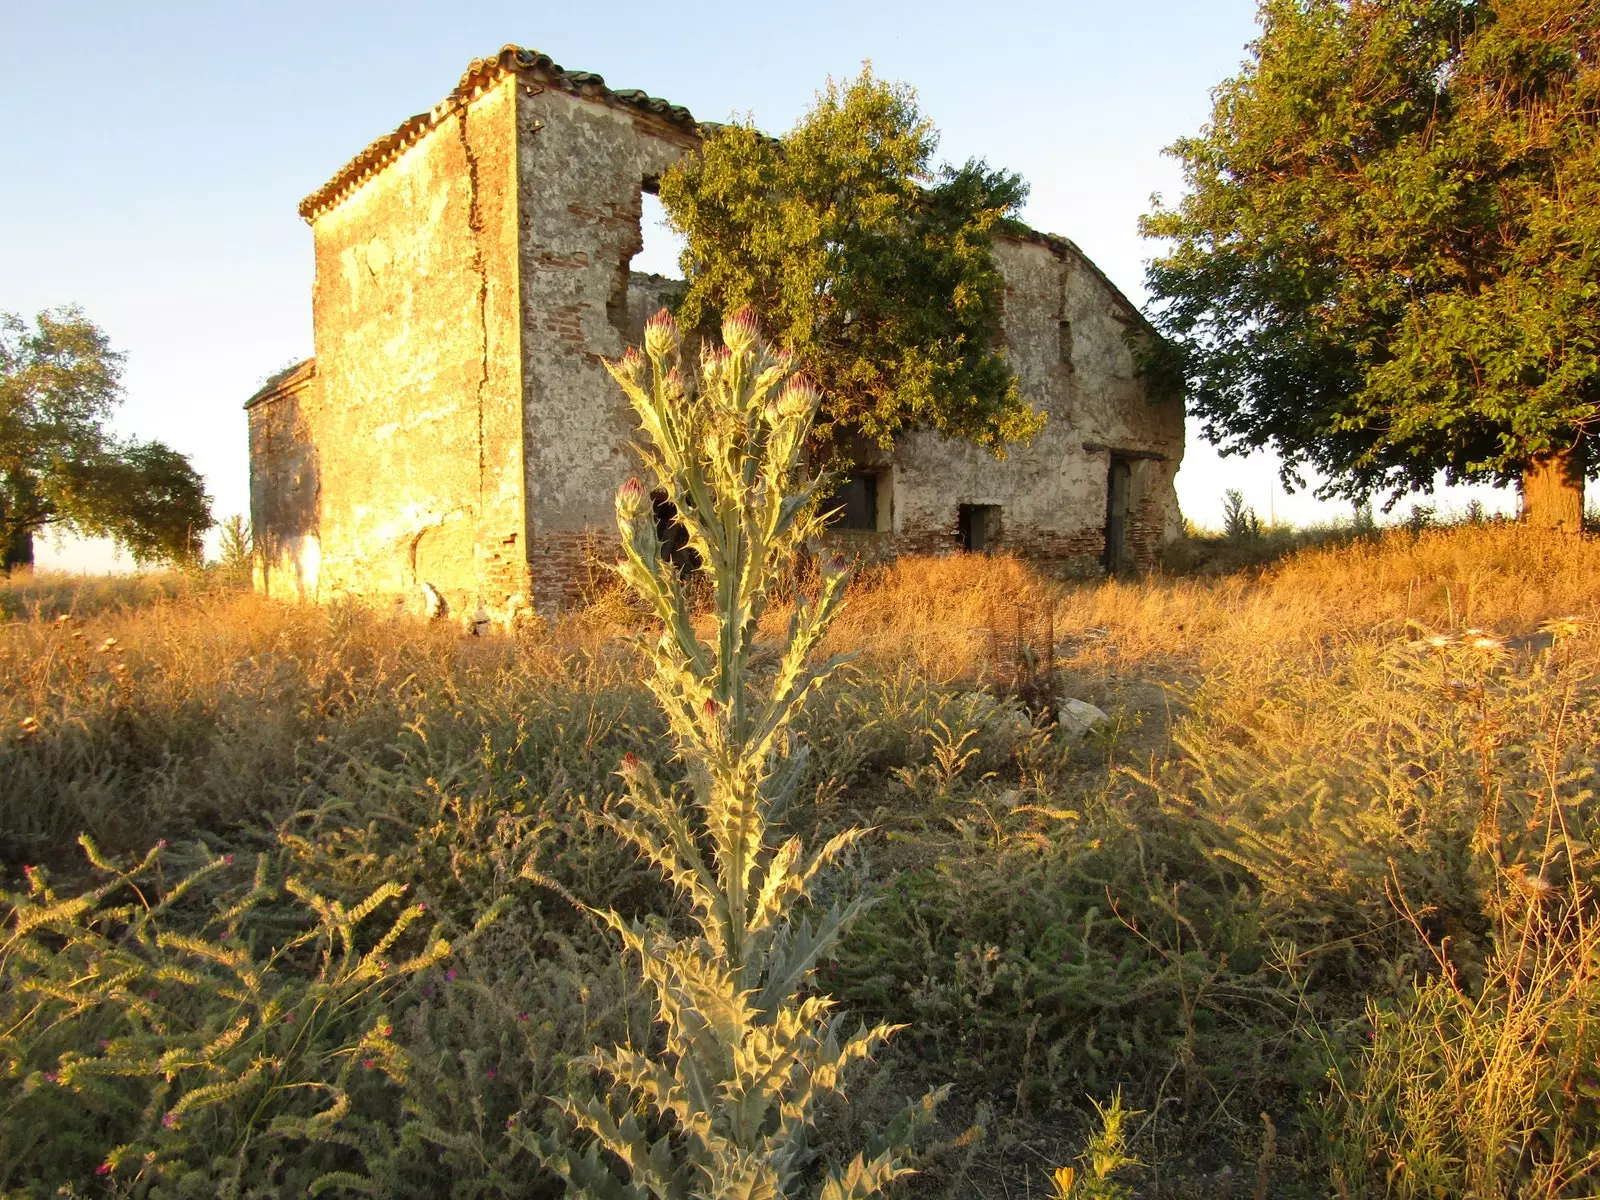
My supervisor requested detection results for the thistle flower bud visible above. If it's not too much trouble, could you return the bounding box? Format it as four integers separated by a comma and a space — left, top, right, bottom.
644, 309, 680, 359
701, 345, 732, 386
662, 367, 686, 403
616, 476, 648, 521
721, 306, 761, 355
613, 346, 647, 389
702, 698, 721, 719
820, 553, 849, 582
619, 752, 641, 773
776, 376, 820, 419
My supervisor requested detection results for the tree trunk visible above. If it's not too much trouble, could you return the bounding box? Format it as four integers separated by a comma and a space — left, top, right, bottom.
2, 526, 33, 576
1521, 448, 1586, 533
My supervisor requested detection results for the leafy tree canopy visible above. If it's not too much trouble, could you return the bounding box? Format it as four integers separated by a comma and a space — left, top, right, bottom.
0, 307, 212, 570
660, 68, 1044, 455
1143, 0, 1600, 518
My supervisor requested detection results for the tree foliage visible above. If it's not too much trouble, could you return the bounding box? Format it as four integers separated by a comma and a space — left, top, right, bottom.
1143, 0, 1600, 506
0, 306, 211, 569
660, 69, 1043, 455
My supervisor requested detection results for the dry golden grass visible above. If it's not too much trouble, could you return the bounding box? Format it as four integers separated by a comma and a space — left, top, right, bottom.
3, 524, 1599, 1197
822, 523, 1600, 677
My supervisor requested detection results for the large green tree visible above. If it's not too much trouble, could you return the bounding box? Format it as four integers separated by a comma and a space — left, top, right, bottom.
1143, 0, 1600, 527
0, 307, 212, 572
659, 69, 1044, 455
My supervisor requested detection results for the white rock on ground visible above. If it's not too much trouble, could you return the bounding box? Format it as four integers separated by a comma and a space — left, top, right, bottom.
1057, 698, 1110, 739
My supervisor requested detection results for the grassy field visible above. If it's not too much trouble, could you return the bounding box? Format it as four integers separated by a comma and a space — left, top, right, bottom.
3, 524, 1597, 1197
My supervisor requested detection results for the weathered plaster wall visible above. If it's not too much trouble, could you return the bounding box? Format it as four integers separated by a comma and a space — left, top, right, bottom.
829, 235, 1183, 574
515, 86, 697, 603
247, 362, 321, 601
303, 76, 527, 621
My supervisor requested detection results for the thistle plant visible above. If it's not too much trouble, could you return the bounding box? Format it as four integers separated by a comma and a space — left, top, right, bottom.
543, 309, 933, 1198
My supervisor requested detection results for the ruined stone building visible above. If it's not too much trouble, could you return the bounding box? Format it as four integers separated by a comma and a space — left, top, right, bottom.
247, 47, 1185, 622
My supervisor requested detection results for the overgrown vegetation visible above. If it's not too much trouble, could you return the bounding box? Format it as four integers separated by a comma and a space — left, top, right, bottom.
659, 68, 1042, 455
3, 520, 1598, 1197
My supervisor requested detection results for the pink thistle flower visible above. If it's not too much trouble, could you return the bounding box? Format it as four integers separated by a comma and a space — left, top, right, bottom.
517, 1012, 529, 1022
644, 309, 680, 358
162, 1113, 178, 1128
155, 839, 168, 850
362, 1058, 375, 1070
43, 1071, 58, 1084
284, 1012, 296, 1024
97, 1163, 113, 1177
223, 854, 234, 866
702, 698, 721, 719
776, 376, 819, 418
616, 476, 648, 520
721, 305, 761, 352
445, 968, 458, 982
485, 1067, 496, 1080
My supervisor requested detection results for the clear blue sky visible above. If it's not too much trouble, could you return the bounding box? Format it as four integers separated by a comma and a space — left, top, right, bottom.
2, 0, 1516, 570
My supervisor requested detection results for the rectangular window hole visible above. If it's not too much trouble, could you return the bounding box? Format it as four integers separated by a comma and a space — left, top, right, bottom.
959, 504, 1002, 552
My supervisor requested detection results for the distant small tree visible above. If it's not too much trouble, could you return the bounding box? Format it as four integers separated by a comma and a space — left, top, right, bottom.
0, 307, 211, 572
216, 514, 253, 585
660, 68, 1043, 455
1222, 489, 1262, 541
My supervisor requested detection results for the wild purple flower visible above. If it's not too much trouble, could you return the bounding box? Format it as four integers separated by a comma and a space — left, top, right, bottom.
445, 968, 458, 982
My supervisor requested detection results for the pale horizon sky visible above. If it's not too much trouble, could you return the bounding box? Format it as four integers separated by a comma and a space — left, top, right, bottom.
3, 0, 1519, 573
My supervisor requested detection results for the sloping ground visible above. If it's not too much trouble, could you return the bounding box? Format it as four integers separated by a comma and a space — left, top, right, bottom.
2, 524, 1597, 1197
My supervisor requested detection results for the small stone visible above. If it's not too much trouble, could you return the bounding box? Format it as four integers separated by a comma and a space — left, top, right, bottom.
1056, 698, 1110, 739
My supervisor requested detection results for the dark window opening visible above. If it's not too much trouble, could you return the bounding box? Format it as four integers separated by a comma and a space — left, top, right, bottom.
1103, 457, 1131, 572
652, 489, 700, 576
830, 471, 883, 531
1058, 319, 1075, 369
958, 504, 1002, 552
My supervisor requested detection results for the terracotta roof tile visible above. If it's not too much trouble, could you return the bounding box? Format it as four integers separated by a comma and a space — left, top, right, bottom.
298, 46, 699, 222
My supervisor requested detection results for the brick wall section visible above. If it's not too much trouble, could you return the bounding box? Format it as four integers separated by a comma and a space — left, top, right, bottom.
514, 85, 697, 609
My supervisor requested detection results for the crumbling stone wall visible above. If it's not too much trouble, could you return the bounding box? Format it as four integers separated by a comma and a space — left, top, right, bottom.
824, 234, 1182, 574
514, 83, 698, 602
292, 73, 529, 622
246, 360, 320, 601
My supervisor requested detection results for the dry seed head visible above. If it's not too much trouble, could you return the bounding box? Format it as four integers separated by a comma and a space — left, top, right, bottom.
644, 308, 680, 358
1510, 865, 1556, 900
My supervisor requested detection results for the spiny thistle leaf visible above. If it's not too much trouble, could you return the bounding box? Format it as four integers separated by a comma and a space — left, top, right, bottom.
541, 310, 937, 1198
